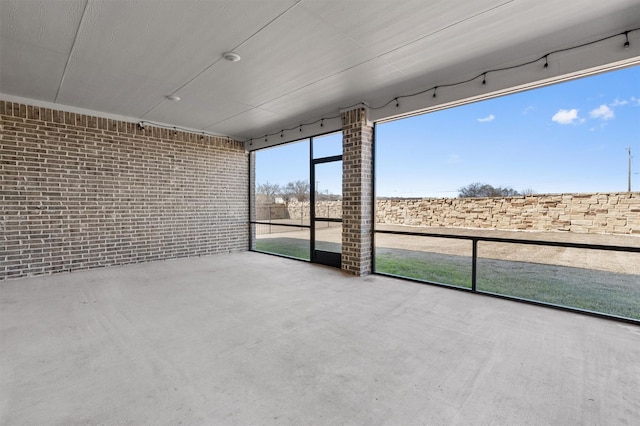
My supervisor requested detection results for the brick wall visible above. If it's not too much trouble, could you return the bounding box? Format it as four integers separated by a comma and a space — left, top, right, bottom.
1, 100, 248, 280
341, 107, 373, 275
377, 192, 640, 235
249, 151, 256, 250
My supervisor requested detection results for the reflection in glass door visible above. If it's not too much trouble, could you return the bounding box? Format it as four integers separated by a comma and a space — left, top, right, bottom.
311, 157, 342, 267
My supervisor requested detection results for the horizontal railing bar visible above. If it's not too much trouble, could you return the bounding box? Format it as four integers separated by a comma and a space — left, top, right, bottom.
476, 290, 640, 325
375, 229, 640, 252
376, 271, 473, 292
313, 155, 342, 164
250, 248, 310, 262
314, 217, 342, 223
252, 221, 310, 229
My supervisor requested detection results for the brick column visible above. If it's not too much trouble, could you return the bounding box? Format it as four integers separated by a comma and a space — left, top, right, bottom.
341, 106, 373, 275
249, 151, 256, 250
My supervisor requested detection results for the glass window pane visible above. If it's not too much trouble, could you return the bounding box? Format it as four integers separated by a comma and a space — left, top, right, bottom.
477, 241, 640, 320
313, 132, 342, 159
254, 139, 310, 224
374, 65, 640, 319
253, 223, 310, 261
253, 139, 311, 259
314, 221, 342, 253
375, 233, 472, 288
314, 160, 342, 219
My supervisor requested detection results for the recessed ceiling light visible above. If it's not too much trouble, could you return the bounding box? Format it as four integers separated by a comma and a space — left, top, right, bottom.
222, 52, 241, 62
166, 95, 181, 102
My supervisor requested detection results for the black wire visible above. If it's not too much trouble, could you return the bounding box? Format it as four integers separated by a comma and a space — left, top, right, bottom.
363, 28, 638, 111
137, 120, 229, 139
147, 28, 640, 144
249, 114, 342, 143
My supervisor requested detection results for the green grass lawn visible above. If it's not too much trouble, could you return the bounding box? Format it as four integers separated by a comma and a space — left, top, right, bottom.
254, 237, 640, 320
255, 237, 311, 260
375, 249, 472, 288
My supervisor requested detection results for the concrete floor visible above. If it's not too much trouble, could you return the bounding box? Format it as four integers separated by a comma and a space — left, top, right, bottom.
1, 252, 639, 425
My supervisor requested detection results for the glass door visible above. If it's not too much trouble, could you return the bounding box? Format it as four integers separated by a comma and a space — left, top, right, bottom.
311, 157, 342, 267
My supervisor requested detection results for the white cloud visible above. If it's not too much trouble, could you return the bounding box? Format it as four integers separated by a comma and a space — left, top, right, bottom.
522, 106, 535, 115
477, 114, 495, 123
631, 96, 640, 106
590, 104, 614, 120
610, 98, 629, 107
552, 109, 580, 125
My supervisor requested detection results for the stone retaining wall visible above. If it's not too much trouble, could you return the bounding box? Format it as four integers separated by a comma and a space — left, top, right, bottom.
258, 192, 639, 235
289, 200, 342, 220
376, 192, 640, 235
256, 201, 342, 221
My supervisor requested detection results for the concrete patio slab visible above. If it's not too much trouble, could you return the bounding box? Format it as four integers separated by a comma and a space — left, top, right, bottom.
1, 252, 639, 425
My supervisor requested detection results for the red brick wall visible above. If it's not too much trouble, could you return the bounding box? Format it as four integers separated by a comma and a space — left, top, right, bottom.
1, 101, 248, 279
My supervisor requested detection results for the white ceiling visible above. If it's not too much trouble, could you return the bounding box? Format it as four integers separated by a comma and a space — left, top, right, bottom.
1, 0, 639, 142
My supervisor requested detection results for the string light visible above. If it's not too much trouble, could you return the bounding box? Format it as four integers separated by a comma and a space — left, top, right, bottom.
133, 28, 639, 146
624, 31, 630, 49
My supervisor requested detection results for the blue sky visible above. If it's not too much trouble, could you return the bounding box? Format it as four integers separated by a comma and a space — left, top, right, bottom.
256, 65, 640, 197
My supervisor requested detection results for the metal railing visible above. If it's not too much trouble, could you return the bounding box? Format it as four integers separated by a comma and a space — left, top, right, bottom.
374, 229, 640, 324
254, 205, 308, 235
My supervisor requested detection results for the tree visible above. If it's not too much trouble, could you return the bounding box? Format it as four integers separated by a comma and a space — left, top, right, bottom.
256, 181, 281, 203
283, 180, 310, 202
458, 182, 522, 198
